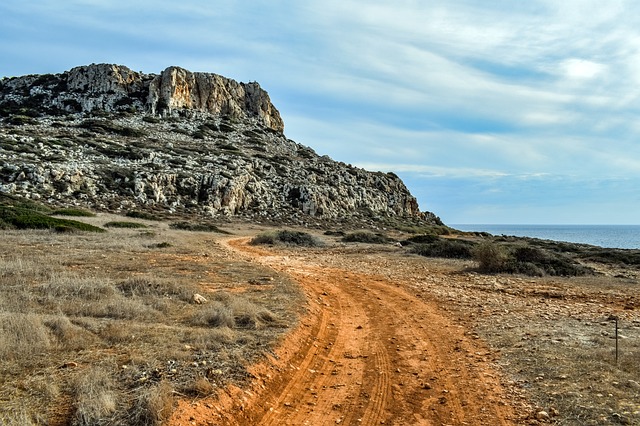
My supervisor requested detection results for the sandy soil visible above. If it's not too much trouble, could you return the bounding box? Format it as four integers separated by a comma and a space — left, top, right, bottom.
169, 237, 530, 425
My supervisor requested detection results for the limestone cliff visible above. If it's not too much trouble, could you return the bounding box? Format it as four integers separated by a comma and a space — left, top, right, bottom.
0, 64, 283, 132
0, 65, 439, 226
148, 66, 284, 132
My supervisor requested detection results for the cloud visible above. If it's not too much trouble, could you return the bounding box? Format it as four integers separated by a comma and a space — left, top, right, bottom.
3, 0, 640, 223
560, 59, 607, 80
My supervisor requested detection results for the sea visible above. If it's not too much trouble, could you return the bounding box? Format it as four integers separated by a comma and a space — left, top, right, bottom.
451, 224, 640, 250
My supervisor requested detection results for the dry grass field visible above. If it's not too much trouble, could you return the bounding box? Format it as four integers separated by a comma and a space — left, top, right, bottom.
0, 215, 302, 425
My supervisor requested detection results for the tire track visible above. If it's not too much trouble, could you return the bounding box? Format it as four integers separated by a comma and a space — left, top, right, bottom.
212, 238, 517, 425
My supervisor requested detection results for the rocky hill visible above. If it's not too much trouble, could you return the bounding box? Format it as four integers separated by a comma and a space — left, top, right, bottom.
0, 64, 440, 226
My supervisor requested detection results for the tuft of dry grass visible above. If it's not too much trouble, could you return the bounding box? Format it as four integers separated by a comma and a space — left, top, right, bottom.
189, 377, 216, 397
229, 297, 279, 329
0, 408, 39, 426
129, 381, 174, 426
72, 367, 118, 426
0, 313, 50, 360
191, 301, 236, 328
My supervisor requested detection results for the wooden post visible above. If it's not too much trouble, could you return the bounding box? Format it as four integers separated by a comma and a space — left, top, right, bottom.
615, 318, 619, 364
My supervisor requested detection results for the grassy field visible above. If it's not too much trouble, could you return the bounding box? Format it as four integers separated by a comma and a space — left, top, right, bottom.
0, 215, 302, 425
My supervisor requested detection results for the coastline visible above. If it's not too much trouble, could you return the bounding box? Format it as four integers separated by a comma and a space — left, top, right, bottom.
452, 224, 640, 250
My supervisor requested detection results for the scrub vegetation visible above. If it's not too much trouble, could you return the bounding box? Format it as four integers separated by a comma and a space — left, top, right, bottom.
0, 213, 302, 425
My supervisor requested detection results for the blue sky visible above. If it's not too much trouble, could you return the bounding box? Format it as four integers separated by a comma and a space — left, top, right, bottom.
2, 1, 640, 224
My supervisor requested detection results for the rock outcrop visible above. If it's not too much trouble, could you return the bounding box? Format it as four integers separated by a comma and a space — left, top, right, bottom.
0, 65, 439, 226
0, 64, 283, 132
148, 66, 284, 132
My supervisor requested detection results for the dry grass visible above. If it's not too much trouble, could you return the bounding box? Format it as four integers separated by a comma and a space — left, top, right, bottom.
129, 381, 174, 426
72, 367, 118, 426
0, 218, 303, 424
0, 313, 50, 359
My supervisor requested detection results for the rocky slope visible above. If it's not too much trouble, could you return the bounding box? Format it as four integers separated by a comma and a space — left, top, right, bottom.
0, 64, 439, 225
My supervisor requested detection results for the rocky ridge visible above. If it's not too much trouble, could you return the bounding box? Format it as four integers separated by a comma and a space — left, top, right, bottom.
0, 64, 439, 225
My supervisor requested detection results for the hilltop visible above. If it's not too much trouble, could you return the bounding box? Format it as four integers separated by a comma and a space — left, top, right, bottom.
0, 64, 440, 228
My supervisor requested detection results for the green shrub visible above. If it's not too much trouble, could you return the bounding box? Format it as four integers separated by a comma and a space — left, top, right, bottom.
324, 230, 346, 237
342, 231, 390, 244
51, 208, 96, 217
405, 234, 440, 244
125, 210, 161, 221
218, 122, 235, 133
104, 221, 148, 229
0, 194, 51, 213
169, 221, 230, 234
78, 119, 146, 137
473, 241, 510, 272
472, 241, 591, 276
0, 206, 105, 232
250, 230, 323, 247
411, 239, 475, 259
149, 242, 172, 249
7, 115, 38, 126
142, 115, 161, 124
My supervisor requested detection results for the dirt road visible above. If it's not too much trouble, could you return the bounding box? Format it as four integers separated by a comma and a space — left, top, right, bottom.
171, 238, 520, 425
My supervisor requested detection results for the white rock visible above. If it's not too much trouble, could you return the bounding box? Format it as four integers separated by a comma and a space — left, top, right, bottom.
192, 293, 207, 304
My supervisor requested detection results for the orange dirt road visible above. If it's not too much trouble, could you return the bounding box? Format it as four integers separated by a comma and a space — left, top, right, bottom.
171, 238, 519, 425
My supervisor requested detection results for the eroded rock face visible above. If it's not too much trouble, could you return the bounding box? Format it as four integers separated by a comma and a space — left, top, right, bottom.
66, 64, 143, 94
148, 67, 284, 132
0, 64, 283, 132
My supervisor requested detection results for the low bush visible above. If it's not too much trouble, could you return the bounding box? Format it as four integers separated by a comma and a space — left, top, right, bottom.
150, 242, 172, 248
116, 278, 191, 302
142, 115, 161, 124
125, 210, 162, 221
405, 234, 440, 244
473, 241, 592, 276
229, 297, 278, 329
104, 221, 148, 229
250, 230, 323, 247
410, 238, 475, 259
473, 241, 510, 272
7, 115, 38, 126
169, 221, 230, 234
187, 377, 215, 397
0, 193, 52, 213
51, 208, 95, 217
341, 231, 390, 244
78, 119, 146, 137
0, 206, 105, 232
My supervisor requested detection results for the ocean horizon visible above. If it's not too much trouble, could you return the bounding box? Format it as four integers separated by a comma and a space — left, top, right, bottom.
451, 224, 640, 250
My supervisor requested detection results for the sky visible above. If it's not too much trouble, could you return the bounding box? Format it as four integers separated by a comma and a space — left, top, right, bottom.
1, 0, 640, 224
